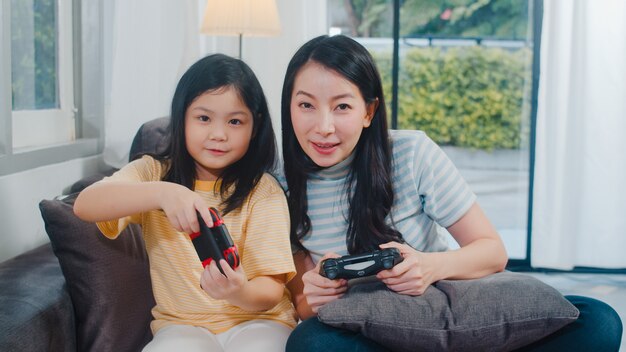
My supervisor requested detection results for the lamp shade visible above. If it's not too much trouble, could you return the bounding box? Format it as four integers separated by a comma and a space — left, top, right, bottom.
201, 0, 281, 37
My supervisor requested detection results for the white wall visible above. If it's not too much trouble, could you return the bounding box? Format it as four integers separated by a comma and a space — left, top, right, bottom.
0, 0, 327, 263
197, 0, 328, 153
0, 156, 103, 262
244, 0, 327, 145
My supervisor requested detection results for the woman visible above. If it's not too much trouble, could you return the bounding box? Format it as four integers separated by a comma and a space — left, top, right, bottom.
280, 35, 622, 352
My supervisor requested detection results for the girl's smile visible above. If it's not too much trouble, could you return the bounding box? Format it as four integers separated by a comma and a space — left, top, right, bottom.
207, 148, 227, 155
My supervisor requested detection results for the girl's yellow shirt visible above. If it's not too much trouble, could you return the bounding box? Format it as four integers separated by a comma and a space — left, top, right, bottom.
97, 156, 296, 334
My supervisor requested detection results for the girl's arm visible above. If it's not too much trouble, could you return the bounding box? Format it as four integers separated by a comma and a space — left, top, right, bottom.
74, 180, 213, 234
225, 275, 285, 311
378, 202, 507, 295
286, 251, 347, 320
201, 176, 302, 311
75, 181, 169, 221
287, 251, 316, 319
200, 260, 286, 311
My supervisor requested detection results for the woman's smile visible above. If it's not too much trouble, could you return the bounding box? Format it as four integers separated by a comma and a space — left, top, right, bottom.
311, 141, 339, 155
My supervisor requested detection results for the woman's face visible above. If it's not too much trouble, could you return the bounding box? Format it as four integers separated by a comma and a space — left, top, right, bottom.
290, 61, 375, 168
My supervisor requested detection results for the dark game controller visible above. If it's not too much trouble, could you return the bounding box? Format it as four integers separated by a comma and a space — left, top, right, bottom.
319, 248, 403, 280
189, 207, 240, 274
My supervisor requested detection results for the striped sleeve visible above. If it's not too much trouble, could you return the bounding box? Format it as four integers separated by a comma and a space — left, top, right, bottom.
413, 133, 476, 227
96, 155, 164, 239
241, 175, 295, 283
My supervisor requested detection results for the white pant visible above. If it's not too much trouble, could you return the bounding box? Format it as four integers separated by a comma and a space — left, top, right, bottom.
142, 320, 292, 352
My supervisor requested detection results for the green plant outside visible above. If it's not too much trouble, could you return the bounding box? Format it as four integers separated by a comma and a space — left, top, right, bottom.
374, 46, 531, 150
11, 0, 58, 111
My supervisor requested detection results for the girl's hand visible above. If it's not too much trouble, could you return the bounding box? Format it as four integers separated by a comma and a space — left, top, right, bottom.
376, 242, 435, 296
200, 260, 247, 300
302, 253, 348, 313
157, 182, 213, 234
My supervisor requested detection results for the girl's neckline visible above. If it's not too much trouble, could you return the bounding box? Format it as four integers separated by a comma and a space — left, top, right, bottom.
311, 152, 354, 181
194, 179, 221, 192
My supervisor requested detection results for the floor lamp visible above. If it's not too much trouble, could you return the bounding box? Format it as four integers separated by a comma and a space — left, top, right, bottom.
200, 0, 281, 59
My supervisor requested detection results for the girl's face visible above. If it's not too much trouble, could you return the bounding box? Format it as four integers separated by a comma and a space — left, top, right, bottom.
290, 61, 375, 168
185, 86, 253, 181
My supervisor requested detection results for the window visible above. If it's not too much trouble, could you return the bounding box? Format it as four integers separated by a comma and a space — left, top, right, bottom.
327, 0, 540, 262
328, 0, 396, 126
11, 0, 75, 149
0, 0, 101, 176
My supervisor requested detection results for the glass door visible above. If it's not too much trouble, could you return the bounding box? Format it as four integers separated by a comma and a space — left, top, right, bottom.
327, 0, 538, 261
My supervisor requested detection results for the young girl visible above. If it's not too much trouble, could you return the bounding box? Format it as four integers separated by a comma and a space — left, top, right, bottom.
74, 54, 296, 352
280, 35, 623, 351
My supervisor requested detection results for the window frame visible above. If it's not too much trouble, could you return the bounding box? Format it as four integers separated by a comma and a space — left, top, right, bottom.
388, 0, 541, 268
0, 0, 102, 176
12, 0, 76, 149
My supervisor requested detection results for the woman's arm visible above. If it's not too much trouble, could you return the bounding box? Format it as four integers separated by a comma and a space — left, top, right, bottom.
286, 251, 348, 320
74, 180, 213, 234
378, 202, 507, 295
435, 202, 508, 279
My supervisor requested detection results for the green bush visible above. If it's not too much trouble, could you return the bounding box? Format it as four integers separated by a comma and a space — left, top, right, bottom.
374, 46, 531, 150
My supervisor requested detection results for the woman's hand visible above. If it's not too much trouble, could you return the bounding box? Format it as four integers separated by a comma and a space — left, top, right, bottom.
200, 260, 247, 300
376, 242, 436, 296
301, 253, 349, 313
157, 182, 213, 234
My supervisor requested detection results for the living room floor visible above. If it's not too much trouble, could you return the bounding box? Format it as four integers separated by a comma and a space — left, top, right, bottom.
528, 272, 626, 350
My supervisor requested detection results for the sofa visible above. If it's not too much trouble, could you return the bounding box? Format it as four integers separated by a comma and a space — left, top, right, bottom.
0, 117, 169, 352
0, 116, 587, 352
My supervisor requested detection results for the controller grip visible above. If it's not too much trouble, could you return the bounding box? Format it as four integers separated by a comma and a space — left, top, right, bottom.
210, 222, 240, 269
190, 208, 240, 274
319, 248, 403, 280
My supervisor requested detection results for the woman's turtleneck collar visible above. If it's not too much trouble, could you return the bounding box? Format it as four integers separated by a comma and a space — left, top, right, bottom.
310, 152, 355, 181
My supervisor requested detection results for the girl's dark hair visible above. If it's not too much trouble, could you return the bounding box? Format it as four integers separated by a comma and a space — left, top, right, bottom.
156, 53, 276, 215
281, 35, 403, 254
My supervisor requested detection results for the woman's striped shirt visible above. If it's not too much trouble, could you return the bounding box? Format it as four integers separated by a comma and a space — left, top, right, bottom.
281, 130, 476, 264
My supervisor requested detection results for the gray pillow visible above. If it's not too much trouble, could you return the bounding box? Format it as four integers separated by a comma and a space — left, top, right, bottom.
318, 271, 579, 352
39, 195, 155, 352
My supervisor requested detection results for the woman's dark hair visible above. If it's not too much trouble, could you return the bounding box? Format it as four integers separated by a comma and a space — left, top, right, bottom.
156, 53, 276, 215
281, 35, 403, 254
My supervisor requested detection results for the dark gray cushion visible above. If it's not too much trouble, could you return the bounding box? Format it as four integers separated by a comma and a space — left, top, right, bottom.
129, 116, 169, 161
39, 195, 155, 352
68, 168, 117, 194
318, 271, 579, 352
0, 244, 75, 352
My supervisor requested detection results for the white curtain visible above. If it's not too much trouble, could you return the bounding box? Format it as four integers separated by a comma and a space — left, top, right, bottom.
103, 0, 200, 168
532, 0, 626, 269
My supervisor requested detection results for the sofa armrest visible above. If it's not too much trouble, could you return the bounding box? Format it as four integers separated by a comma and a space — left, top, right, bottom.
0, 244, 76, 352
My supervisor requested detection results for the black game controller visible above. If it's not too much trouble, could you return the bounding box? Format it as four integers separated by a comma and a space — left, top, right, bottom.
319, 248, 403, 280
189, 207, 240, 274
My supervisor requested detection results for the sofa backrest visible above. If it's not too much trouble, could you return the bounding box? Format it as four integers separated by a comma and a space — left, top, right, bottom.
129, 116, 170, 161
